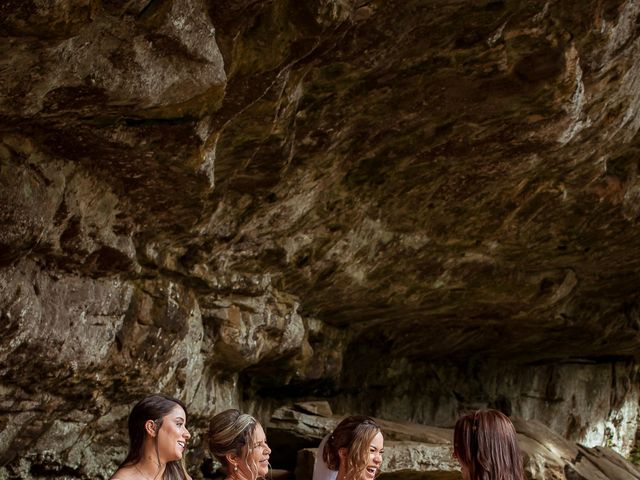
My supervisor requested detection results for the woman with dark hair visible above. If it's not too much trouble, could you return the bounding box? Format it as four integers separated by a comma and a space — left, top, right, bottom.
111, 394, 191, 480
453, 409, 525, 480
313, 415, 384, 480
208, 409, 271, 480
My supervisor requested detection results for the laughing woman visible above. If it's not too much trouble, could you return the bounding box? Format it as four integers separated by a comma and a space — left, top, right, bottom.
208, 409, 271, 480
111, 394, 191, 480
313, 416, 384, 480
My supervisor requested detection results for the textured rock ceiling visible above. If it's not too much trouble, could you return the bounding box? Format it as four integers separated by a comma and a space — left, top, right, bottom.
7, 0, 635, 361
3, 0, 640, 476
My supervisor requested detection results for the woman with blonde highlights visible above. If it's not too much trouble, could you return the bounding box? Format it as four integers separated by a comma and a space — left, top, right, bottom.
453, 409, 525, 480
208, 409, 271, 480
313, 415, 384, 480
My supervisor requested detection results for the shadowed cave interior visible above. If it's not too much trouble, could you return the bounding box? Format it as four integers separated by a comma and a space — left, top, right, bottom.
2, 0, 640, 479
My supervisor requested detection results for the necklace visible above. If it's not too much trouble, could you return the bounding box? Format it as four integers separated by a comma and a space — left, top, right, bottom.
135, 464, 159, 480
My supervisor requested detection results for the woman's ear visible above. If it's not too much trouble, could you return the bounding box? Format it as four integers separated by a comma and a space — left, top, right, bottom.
338, 447, 348, 460
145, 420, 157, 437
225, 452, 238, 469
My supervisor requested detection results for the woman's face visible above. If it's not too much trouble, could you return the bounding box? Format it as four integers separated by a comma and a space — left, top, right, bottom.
239, 423, 271, 479
360, 431, 384, 480
156, 404, 191, 463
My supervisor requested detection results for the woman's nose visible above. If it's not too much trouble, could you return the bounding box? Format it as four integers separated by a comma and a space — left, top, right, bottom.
265, 442, 272, 454
184, 428, 191, 439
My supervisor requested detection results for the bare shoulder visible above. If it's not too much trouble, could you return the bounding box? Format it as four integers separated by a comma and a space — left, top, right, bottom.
110, 465, 136, 480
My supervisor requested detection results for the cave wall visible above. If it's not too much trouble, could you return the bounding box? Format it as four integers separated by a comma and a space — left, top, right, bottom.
2, 0, 640, 478
333, 357, 640, 455
0, 254, 339, 478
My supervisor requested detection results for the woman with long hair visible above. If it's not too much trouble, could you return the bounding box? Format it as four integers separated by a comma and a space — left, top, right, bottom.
111, 394, 191, 480
208, 409, 271, 480
313, 415, 384, 480
453, 409, 525, 480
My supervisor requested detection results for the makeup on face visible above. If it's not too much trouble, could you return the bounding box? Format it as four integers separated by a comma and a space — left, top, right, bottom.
242, 423, 271, 478
361, 432, 384, 480
157, 405, 191, 462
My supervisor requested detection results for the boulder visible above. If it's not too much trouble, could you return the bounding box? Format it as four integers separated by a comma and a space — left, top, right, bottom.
294, 401, 334, 418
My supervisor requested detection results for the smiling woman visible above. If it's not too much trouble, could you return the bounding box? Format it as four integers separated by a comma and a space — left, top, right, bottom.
110, 394, 191, 480
313, 416, 384, 480
207, 409, 272, 480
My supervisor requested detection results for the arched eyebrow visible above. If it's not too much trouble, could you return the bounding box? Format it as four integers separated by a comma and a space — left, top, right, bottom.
175, 416, 186, 422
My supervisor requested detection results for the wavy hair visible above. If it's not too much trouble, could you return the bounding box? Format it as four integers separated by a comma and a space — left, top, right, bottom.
322, 415, 382, 480
453, 409, 525, 480
208, 409, 262, 479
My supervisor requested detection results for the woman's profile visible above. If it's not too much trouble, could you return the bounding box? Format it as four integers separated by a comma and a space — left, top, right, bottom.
111, 394, 191, 480
313, 415, 384, 480
453, 409, 525, 480
208, 409, 271, 480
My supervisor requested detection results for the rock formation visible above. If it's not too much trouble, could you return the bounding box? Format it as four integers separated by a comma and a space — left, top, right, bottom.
2, 0, 640, 478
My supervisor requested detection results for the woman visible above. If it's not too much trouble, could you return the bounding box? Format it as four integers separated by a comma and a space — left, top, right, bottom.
313, 415, 384, 480
208, 409, 271, 480
111, 394, 191, 480
453, 409, 525, 480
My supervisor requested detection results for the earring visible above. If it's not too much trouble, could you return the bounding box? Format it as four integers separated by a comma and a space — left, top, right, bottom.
234, 465, 238, 472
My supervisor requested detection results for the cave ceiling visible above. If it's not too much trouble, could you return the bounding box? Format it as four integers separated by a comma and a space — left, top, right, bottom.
2, 0, 640, 364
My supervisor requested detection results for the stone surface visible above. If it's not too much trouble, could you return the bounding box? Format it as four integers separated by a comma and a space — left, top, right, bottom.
331, 358, 640, 456
294, 400, 333, 417
2, 0, 640, 478
515, 418, 640, 480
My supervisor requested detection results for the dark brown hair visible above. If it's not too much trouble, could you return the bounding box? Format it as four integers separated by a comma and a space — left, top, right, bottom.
453, 409, 525, 480
323, 415, 382, 479
120, 394, 189, 480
